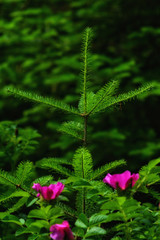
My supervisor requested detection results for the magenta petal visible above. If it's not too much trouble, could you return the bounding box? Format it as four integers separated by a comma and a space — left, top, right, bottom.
103, 171, 132, 190
104, 170, 139, 190
50, 227, 64, 240
41, 186, 53, 200
64, 227, 74, 239
132, 173, 139, 186
61, 221, 74, 239
49, 182, 64, 200
50, 221, 73, 240
32, 183, 41, 192
103, 174, 117, 188
116, 170, 131, 190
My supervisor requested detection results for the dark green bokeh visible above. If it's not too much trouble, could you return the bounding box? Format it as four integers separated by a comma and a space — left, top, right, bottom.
0, 0, 160, 171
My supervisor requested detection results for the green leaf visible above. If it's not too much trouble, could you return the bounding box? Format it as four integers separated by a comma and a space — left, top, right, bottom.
29, 219, 49, 229
2, 215, 23, 226
72, 227, 85, 238
89, 214, 108, 226
85, 226, 106, 237
101, 200, 119, 210
104, 212, 123, 223
117, 197, 126, 206
73, 178, 92, 188
75, 213, 89, 229
28, 209, 47, 220
142, 158, 160, 173
47, 206, 64, 219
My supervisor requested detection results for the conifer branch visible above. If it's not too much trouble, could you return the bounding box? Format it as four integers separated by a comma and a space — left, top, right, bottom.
58, 121, 83, 140
89, 160, 126, 181
0, 169, 35, 198
87, 80, 119, 116
83, 116, 88, 146
8, 88, 80, 115
81, 28, 92, 147
90, 84, 152, 114
36, 158, 73, 177
82, 28, 92, 114
57, 202, 77, 219
73, 147, 93, 214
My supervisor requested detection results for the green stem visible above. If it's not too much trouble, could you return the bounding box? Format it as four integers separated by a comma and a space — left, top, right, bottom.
81, 28, 91, 215
81, 149, 85, 214
83, 116, 88, 146
119, 206, 131, 240
83, 31, 89, 114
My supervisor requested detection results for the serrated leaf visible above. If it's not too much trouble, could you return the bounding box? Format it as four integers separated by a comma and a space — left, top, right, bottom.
101, 200, 119, 210
85, 226, 106, 237
2, 215, 23, 226
28, 209, 47, 220
73, 178, 92, 188
89, 214, 108, 226
75, 213, 89, 229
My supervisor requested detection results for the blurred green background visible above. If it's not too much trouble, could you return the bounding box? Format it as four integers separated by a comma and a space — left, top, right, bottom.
0, 0, 160, 172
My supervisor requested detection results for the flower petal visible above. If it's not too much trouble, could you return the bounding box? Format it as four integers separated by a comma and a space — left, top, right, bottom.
41, 186, 53, 200
116, 170, 131, 190
103, 174, 117, 189
132, 173, 139, 187
50, 221, 74, 240
49, 182, 64, 200
32, 183, 41, 192
50, 227, 64, 240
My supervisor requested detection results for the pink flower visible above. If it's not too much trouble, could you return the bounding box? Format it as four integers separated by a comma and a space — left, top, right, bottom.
103, 170, 139, 190
32, 182, 64, 200
50, 221, 74, 240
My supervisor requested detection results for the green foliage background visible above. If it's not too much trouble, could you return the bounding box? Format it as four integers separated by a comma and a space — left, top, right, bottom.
0, 0, 160, 170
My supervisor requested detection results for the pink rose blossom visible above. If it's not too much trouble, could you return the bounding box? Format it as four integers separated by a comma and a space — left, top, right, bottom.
103, 170, 139, 190
50, 221, 74, 240
32, 182, 64, 200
